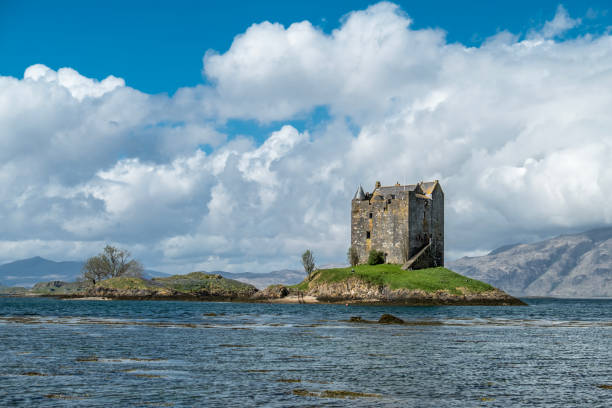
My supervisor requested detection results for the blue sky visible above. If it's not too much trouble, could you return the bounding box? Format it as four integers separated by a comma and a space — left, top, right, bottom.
1, 1, 611, 273
2, 0, 609, 94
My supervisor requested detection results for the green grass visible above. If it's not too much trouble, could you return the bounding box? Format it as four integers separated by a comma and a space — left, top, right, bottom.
153, 272, 254, 295
30, 281, 87, 295
293, 265, 495, 294
0, 285, 28, 295
96, 277, 158, 290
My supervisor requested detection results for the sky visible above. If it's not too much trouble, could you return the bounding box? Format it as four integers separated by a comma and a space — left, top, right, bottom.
1, 1, 612, 273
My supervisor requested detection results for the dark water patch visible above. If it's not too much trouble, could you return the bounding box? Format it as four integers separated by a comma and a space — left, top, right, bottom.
219, 344, 253, 348
276, 378, 301, 383
45, 393, 89, 400
75, 356, 99, 362
292, 389, 382, 399
131, 373, 164, 378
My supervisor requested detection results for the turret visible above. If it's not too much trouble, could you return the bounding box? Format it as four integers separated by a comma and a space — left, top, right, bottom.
353, 185, 366, 200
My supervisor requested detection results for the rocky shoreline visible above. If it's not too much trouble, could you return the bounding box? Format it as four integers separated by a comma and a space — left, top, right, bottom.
251, 287, 525, 306
6, 268, 526, 306
22, 288, 525, 306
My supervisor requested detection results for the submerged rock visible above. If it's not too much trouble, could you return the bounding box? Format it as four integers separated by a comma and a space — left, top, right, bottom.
378, 314, 404, 324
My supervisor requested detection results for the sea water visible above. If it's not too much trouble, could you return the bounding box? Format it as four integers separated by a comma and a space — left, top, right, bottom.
0, 297, 610, 407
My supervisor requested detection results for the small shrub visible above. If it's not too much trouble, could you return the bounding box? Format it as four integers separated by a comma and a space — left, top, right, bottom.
367, 249, 385, 265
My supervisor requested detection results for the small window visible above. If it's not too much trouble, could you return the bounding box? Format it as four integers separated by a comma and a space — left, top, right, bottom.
387, 199, 391, 204
366, 231, 371, 239
369, 212, 373, 219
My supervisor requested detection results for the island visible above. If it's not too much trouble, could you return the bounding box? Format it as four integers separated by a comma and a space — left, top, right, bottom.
1, 265, 524, 306
253, 264, 525, 306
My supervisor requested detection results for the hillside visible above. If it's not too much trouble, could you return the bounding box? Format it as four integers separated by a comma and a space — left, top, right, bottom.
0, 257, 84, 287
449, 227, 612, 298
276, 264, 523, 305
86, 272, 258, 299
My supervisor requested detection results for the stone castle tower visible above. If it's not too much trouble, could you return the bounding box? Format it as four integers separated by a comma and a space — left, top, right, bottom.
351, 180, 444, 268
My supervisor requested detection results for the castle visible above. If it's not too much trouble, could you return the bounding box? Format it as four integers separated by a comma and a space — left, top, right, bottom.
351, 180, 444, 268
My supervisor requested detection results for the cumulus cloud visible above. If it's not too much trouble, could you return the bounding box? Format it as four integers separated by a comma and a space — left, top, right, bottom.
1, 3, 611, 272
24, 64, 125, 100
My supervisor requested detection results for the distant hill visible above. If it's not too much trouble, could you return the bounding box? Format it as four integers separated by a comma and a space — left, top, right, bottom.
0, 257, 84, 287
0, 256, 166, 287
449, 227, 612, 298
215, 270, 303, 289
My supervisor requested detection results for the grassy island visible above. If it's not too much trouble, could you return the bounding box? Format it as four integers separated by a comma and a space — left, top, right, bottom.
293, 265, 495, 294
282, 264, 525, 306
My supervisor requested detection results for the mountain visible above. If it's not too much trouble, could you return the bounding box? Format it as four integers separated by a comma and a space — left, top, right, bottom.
0, 256, 166, 287
215, 270, 303, 289
0, 257, 84, 287
449, 227, 612, 298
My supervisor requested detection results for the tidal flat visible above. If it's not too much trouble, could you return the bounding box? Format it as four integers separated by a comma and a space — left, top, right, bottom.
0, 297, 610, 407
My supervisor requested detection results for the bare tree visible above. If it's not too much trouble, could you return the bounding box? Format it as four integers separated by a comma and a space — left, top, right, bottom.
347, 246, 359, 267
301, 249, 316, 280
81, 245, 143, 285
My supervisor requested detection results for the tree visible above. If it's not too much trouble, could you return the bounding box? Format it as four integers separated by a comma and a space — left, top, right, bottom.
81, 245, 144, 285
347, 246, 359, 267
367, 249, 385, 265
301, 249, 316, 280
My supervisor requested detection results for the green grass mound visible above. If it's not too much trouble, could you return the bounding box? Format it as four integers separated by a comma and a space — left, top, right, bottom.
0, 285, 28, 295
30, 281, 88, 295
96, 277, 158, 290
153, 272, 255, 296
294, 265, 495, 294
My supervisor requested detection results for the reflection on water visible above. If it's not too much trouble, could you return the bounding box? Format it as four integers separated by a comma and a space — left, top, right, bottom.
0, 297, 610, 407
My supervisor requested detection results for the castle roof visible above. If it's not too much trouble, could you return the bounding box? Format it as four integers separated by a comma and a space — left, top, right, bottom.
375, 184, 418, 196
372, 180, 440, 198
419, 181, 438, 195
353, 185, 366, 200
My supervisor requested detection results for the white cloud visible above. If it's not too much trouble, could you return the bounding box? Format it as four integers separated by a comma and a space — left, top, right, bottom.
540, 5, 581, 39
24, 64, 125, 100
1, 3, 612, 273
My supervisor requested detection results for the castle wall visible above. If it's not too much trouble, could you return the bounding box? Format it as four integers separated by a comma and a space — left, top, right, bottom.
430, 184, 444, 266
351, 200, 370, 264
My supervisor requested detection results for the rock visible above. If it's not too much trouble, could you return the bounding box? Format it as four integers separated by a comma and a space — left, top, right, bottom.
251, 284, 289, 300
378, 314, 404, 324
349, 316, 365, 322
303, 274, 524, 306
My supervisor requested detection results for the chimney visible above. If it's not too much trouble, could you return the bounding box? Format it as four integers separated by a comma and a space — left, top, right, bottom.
375, 181, 381, 189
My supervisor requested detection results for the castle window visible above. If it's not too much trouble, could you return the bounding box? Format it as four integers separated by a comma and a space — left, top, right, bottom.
369, 212, 372, 219
387, 199, 391, 204
366, 231, 370, 239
